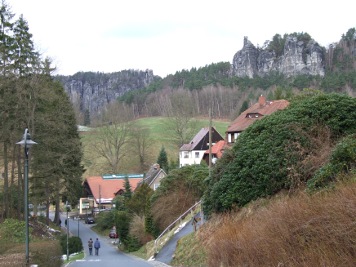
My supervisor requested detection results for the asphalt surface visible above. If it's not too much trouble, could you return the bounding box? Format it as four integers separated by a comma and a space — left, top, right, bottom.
49, 212, 172, 267
154, 217, 197, 265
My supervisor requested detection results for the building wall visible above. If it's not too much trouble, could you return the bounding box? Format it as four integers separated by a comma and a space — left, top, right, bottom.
179, 150, 205, 167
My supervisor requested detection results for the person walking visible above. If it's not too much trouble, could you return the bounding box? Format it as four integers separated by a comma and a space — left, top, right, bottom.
88, 238, 93, 255
94, 238, 101, 256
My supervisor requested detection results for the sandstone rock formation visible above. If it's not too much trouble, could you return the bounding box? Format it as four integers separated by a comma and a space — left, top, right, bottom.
232, 36, 325, 78
56, 69, 155, 115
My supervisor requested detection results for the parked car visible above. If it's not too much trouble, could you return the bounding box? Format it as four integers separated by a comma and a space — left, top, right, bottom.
109, 229, 118, 239
85, 216, 95, 224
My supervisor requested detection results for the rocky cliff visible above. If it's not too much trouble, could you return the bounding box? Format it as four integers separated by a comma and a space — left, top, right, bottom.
232, 36, 325, 78
55, 69, 156, 115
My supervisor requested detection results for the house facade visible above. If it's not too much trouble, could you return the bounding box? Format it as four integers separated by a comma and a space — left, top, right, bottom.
179, 127, 224, 167
137, 163, 167, 191
226, 95, 289, 145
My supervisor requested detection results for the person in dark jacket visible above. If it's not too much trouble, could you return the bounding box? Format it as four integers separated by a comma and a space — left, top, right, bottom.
88, 238, 93, 255
94, 238, 101, 256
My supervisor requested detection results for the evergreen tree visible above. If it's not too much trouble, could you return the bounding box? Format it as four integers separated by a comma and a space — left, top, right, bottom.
31, 78, 84, 224
12, 14, 39, 76
126, 183, 153, 216
123, 176, 132, 200
157, 146, 168, 172
239, 100, 249, 114
84, 109, 90, 126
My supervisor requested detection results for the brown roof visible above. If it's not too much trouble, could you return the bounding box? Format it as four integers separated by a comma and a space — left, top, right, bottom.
85, 176, 143, 203
227, 96, 289, 133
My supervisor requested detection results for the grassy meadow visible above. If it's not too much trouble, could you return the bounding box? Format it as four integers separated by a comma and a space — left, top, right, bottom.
81, 116, 230, 177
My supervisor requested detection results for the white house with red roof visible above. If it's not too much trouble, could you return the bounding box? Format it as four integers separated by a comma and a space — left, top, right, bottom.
179, 127, 224, 167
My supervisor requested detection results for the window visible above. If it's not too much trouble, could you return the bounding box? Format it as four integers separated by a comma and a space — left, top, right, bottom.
195, 152, 199, 158
184, 151, 189, 158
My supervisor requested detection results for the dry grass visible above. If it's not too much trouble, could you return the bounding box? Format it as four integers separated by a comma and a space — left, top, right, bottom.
199, 179, 356, 267
129, 214, 154, 245
152, 186, 198, 231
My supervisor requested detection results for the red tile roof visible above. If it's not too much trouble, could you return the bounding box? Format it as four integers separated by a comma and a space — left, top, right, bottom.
85, 176, 143, 203
227, 96, 289, 133
204, 140, 227, 159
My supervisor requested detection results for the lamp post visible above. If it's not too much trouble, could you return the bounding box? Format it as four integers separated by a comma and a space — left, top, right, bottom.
66, 201, 70, 261
17, 128, 37, 266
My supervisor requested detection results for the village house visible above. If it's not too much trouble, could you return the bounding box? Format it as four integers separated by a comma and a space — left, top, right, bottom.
137, 163, 167, 191
80, 174, 143, 215
201, 95, 289, 164
226, 95, 289, 145
179, 127, 224, 167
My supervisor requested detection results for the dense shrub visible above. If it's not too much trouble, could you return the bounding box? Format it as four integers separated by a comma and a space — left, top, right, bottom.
203, 93, 356, 215
308, 134, 356, 190
59, 235, 83, 255
0, 219, 27, 243
94, 210, 115, 231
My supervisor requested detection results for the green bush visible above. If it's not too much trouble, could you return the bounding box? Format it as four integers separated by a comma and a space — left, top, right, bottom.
95, 210, 115, 231
203, 93, 356, 215
121, 235, 141, 252
0, 218, 28, 243
308, 134, 356, 190
60, 235, 83, 255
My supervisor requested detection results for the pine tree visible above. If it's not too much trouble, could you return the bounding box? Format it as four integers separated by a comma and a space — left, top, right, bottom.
157, 146, 168, 172
12, 14, 40, 76
123, 176, 132, 200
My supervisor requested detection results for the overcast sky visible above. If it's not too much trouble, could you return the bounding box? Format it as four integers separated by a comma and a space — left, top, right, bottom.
8, 0, 356, 78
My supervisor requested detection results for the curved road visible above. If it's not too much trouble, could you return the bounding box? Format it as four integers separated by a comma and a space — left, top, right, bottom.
154, 218, 196, 265
55, 213, 170, 267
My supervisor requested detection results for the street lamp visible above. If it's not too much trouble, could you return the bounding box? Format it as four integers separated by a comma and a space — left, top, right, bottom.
17, 128, 37, 266
66, 201, 70, 261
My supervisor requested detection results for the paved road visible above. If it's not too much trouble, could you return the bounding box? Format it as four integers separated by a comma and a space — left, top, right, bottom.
154, 216, 199, 265
51, 212, 171, 267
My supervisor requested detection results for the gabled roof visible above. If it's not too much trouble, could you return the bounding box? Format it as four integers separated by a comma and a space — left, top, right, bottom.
227, 96, 289, 133
144, 164, 167, 186
180, 127, 223, 151
85, 176, 143, 203
137, 163, 167, 189
180, 127, 210, 151
203, 140, 227, 159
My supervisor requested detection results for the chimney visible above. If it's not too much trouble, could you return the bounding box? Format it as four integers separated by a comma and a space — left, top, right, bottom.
258, 95, 266, 106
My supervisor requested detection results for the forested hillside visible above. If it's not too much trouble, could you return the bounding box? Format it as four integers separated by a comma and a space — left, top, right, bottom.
117, 28, 356, 120
58, 27, 356, 125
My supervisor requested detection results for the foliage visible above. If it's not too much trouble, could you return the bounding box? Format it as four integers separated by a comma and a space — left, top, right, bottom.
60, 235, 83, 255
308, 134, 356, 190
157, 146, 169, 172
123, 176, 133, 200
115, 211, 133, 247
126, 183, 153, 216
0, 218, 28, 243
203, 92, 356, 215
238, 100, 249, 115
144, 199, 159, 238
151, 165, 208, 231
94, 210, 115, 230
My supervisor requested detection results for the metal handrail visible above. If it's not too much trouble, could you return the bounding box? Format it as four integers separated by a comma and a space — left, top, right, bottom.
154, 200, 201, 254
